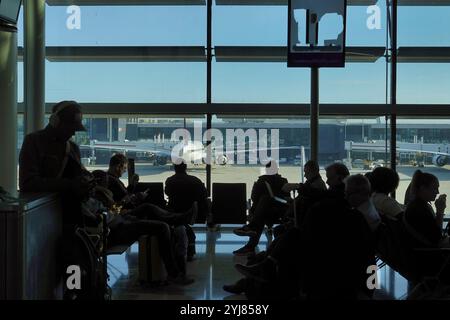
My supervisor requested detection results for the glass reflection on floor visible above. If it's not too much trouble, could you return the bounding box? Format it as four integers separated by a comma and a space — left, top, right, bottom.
107, 227, 409, 300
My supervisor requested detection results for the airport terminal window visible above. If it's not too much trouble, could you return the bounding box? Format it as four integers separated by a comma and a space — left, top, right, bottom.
212, 2, 387, 104
44, 4, 206, 103
320, 2, 387, 104
397, 5, 450, 104
320, 61, 387, 104
345, 3, 386, 47
45, 61, 206, 103
321, 116, 390, 172
398, 63, 450, 104
213, 5, 286, 46
45, 5, 206, 46
398, 6, 450, 47
211, 116, 310, 197
213, 2, 386, 46
79, 116, 207, 200
395, 118, 450, 211
212, 62, 310, 103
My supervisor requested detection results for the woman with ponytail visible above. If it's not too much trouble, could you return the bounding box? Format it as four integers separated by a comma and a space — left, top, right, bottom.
404, 170, 448, 247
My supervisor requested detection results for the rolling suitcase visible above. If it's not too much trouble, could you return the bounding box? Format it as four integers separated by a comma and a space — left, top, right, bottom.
138, 235, 166, 284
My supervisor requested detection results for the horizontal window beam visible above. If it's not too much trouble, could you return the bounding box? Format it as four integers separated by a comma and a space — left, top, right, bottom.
18, 46, 450, 63
18, 46, 386, 63
45, 0, 450, 5
17, 103, 450, 117
46, 0, 206, 5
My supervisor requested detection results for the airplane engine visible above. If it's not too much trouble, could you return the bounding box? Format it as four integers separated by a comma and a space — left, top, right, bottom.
432, 155, 448, 167
216, 154, 228, 166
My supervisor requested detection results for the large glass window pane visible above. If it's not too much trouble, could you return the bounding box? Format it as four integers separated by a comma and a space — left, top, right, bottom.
45, 4, 206, 103
399, 6, 450, 47
213, 2, 386, 46
322, 116, 390, 171
398, 5, 450, 104
398, 64, 450, 104
46, 62, 206, 103
321, 1, 387, 104
46, 5, 206, 46
211, 116, 308, 197
321, 61, 387, 104
214, 5, 286, 46
80, 116, 207, 190
396, 119, 450, 215
213, 62, 309, 103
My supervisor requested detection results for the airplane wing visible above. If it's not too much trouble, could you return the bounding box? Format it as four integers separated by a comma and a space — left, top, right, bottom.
233, 146, 302, 154
397, 148, 450, 157
79, 144, 172, 156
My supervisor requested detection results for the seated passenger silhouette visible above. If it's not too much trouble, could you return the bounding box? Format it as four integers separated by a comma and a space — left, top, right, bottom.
369, 167, 405, 218
233, 161, 289, 256
404, 170, 448, 248
106, 154, 197, 226
165, 161, 208, 260
90, 175, 194, 285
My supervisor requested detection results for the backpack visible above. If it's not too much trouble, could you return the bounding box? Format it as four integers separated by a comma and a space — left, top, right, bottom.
63, 226, 110, 300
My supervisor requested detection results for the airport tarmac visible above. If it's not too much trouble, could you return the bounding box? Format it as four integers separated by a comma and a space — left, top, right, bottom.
85, 163, 450, 212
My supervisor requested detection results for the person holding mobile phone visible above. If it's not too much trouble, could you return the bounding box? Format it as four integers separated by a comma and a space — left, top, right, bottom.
404, 170, 449, 248
106, 154, 197, 225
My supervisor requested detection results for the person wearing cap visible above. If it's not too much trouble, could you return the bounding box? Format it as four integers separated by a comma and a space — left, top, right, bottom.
19, 100, 92, 227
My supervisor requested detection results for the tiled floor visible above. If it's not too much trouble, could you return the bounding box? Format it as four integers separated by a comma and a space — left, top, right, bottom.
107, 226, 410, 300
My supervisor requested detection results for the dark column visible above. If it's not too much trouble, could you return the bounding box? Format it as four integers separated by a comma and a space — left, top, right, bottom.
0, 22, 18, 195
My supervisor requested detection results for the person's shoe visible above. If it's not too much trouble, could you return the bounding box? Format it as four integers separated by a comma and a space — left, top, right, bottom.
233, 226, 257, 237
167, 274, 195, 286
233, 245, 255, 256
234, 259, 277, 283
223, 278, 246, 295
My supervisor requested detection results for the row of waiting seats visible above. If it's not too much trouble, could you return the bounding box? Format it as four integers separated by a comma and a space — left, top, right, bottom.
377, 213, 450, 288
134, 182, 250, 224
102, 182, 251, 285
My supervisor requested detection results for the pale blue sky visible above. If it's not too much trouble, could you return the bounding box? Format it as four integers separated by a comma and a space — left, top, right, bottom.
15, 1, 450, 105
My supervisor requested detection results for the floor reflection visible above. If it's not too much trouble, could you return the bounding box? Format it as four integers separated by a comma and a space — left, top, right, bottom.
108, 227, 409, 300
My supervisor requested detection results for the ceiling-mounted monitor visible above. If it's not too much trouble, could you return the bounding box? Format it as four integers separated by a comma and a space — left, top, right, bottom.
0, 0, 22, 25
288, 0, 347, 68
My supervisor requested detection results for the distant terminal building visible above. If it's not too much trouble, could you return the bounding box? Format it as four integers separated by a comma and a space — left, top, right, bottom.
76, 118, 450, 166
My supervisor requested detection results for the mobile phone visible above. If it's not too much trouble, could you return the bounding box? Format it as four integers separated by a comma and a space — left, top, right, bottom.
128, 158, 135, 186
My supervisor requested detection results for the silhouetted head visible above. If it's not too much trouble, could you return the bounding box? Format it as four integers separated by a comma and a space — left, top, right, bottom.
325, 162, 350, 188
265, 160, 279, 175
345, 174, 371, 208
371, 167, 399, 195
49, 101, 86, 141
304, 160, 320, 181
410, 170, 440, 202
108, 153, 128, 178
174, 162, 187, 174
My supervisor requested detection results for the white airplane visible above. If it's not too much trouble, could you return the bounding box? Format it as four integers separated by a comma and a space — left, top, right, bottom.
80, 138, 303, 166
345, 141, 450, 167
